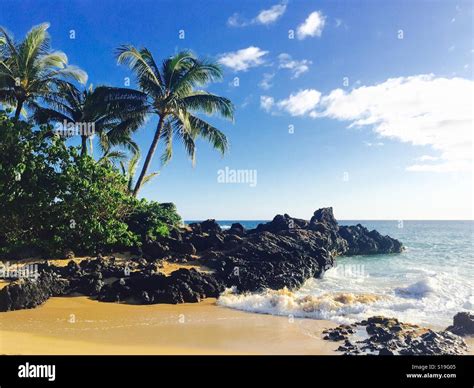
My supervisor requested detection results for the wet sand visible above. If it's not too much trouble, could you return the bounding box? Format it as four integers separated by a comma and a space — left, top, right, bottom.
0, 296, 339, 355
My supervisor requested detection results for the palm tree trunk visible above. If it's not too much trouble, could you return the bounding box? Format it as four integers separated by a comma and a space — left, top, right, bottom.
81, 136, 88, 156
14, 100, 24, 121
133, 116, 165, 197
89, 137, 94, 157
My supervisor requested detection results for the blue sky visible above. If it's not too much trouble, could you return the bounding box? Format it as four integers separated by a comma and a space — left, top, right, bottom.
1, 0, 473, 220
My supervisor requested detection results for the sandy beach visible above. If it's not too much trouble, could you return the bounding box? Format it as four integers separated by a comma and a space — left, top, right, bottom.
0, 296, 339, 355
1, 259, 472, 355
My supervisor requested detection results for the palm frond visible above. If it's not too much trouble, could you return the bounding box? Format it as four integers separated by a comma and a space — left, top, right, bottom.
188, 114, 228, 155
180, 91, 234, 120
20, 23, 51, 63
162, 50, 195, 90
98, 150, 128, 163
142, 171, 159, 186
160, 120, 174, 165
116, 45, 163, 93
170, 115, 197, 165
48, 65, 88, 84
171, 60, 223, 97
37, 51, 67, 68
32, 106, 71, 125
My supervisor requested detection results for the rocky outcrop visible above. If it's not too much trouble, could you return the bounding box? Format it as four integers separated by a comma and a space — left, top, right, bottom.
0, 207, 403, 312
202, 230, 334, 292
143, 207, 402, 261
195, 207, 402, 292
309, 208, 349, 255
446, 312, 474, 336
253, 214, 309, 233
323, 316, 467, 355
98, 268, 224, 304
228, 223, 245, 236
338, 224, 403, 255
0, 256, 225, 311
0, 271, 69, 311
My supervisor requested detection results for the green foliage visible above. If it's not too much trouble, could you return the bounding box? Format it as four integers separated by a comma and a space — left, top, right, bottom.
33, 82, 148, 156
126, 201, 182, 242
0, 23, 87, 119
0, 111, 181, 258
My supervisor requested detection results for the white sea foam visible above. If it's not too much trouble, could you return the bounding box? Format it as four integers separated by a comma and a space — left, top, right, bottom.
218, 262, 473, 326
218, 288, 385, 324
395, 277, 439, 298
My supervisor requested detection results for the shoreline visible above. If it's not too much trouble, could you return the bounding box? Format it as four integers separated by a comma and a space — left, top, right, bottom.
0, 296, 339, 355
1, 295, 472, 355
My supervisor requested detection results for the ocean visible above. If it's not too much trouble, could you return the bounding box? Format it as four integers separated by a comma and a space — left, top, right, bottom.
204, 220, 474, 328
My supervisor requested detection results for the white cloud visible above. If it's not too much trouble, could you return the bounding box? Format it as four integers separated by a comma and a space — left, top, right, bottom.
256, 3, 287, 25
260, 96, 275, 112
278, 53, 312, 78
297, 11, 326, 40
228, 2, 287, 27
261, 75, 474, 172
218, 46, 269, 71
227, 13, 246, 27
318, 75, 474, 172
259, 73, 275, 90
277, 89, 321, 116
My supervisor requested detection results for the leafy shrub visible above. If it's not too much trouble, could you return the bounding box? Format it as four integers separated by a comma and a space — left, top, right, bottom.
126, 200, 182, 242
0, 111, 181, 258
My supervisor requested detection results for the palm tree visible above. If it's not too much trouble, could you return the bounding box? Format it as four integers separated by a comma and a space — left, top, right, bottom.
116, 47, 234, 196
120, 151, 159, 194
34, 82, 148, 156
0, 23, 87, 120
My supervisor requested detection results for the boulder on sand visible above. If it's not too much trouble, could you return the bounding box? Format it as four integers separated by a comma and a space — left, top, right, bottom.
0, 271, 69, 312
446, 312, 474, 336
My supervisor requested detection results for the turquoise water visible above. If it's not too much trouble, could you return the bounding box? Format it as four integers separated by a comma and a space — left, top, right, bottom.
214, 220, 474, 327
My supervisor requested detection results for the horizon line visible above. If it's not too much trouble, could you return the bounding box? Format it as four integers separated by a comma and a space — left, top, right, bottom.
184, 219, 474, 222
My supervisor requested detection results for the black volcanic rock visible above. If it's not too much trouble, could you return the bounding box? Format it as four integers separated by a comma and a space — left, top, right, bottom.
98, 268, 224, 304
338, 224, 403, 255
253, 214, 308, 233
0, 207, 404, 311
310, 207, 339, 231
144, 237, 198, 258
0, 271, 69, 311
202, 229, 335, 292
187, 233, 225, 252
143, 240, 170, 259
228, 223, 246, 236
446, 312, 474, 336
199, 219, 222, 234
324, 316, 467, 355
223, 234, 244, 250
169, 240, 197, 255
309, 208, 349, 255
